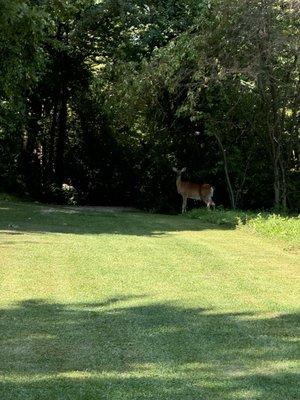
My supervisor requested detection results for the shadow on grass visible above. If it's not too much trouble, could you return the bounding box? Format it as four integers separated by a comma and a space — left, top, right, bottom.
0, 297, 298, 399
0, 201, 234, 237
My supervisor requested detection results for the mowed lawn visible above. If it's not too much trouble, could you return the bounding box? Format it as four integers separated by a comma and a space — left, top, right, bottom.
0, 201, 299, 400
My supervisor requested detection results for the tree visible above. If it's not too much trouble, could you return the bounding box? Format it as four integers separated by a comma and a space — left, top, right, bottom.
121, 0, 299, 209
0, 0, 299, 211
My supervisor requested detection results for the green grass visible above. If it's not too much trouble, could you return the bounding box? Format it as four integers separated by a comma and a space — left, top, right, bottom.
188, 208, 300, 247
0, 201, 299, 400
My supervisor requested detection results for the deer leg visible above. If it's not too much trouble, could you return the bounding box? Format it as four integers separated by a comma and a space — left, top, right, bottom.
203, 196, 214, 210
207, 199, 215, 210
182, 196, 187, 213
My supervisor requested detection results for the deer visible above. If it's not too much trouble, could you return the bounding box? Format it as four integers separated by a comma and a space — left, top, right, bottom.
172, 167, 215, 213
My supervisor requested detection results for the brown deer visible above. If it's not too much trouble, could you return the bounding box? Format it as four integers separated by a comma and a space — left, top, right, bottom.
173, 167, 215, 213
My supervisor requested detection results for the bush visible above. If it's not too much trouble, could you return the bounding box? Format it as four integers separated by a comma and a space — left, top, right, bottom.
44, 183, 78, 206
187, 207, 251, 227
247, 213, 300, 244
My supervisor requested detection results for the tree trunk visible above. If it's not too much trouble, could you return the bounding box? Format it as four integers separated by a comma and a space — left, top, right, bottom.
274, 162, 280, 207
21, 95, 43, 195
50, 22, 69, 187
214, 133, 236, 209
279, 158, 287, 211
45, 100, 58, 183
54, 93, 67, 186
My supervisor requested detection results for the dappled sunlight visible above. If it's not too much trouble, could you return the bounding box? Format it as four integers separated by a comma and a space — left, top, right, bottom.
0, 203, 299, 398
0, 201, 234, 237
0, 298, 298, 399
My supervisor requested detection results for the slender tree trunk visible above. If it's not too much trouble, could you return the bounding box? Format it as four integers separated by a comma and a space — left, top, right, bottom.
257, 9, 285, 210
50, 22, 69, 187
235, 150, 252, 208
54, 92, 67, 186
22, 95, 43, 195
53, 23, 69, 186
45, 100, 58, 183
274, 163, 280, 207
279, 158, 287, 210
214, 133, 236, 209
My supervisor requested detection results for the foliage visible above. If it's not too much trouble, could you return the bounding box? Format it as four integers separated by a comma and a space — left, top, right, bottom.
0, 0, 46, 98
187, 207, 300, 246
0, 0, 299, 211
187, 207, 252, 227
246, 212, 300, 245
116, 0, 299, 210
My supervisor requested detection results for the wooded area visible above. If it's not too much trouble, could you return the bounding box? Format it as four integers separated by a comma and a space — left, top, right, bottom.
0, 0, 299, 212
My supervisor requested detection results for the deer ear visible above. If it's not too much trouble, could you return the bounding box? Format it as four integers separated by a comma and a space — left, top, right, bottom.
181, 167, 187, 173
172, 167, 178, 172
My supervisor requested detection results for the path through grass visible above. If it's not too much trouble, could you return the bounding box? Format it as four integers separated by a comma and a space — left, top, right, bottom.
0, 201, 299, 399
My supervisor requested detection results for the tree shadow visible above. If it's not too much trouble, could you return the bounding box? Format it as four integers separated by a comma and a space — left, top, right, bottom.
0, 297, 298, 399
0, 202, 233, 237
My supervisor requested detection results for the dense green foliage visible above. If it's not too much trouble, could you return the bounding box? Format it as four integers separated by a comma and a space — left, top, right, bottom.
0, 0, 299, 211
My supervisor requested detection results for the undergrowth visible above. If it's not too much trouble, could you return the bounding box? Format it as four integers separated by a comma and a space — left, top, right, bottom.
187, 208, 300, 246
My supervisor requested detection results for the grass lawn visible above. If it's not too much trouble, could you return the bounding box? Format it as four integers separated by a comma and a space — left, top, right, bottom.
0, 201, 299, 399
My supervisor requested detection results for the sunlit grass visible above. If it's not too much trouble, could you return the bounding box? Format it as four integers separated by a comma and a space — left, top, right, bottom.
0, 201, 299, 399
187, 208, 300, 247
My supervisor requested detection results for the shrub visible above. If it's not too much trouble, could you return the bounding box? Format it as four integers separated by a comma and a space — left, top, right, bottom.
187, 208, 300, 245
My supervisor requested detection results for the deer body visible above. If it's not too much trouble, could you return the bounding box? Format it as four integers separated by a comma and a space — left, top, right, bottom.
173, 167, 215, 213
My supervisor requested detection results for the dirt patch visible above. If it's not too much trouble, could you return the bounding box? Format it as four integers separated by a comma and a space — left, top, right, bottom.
40, 206, 138, 214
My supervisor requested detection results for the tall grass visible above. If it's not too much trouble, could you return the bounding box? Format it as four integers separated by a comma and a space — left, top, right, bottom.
187, 208, 300, 246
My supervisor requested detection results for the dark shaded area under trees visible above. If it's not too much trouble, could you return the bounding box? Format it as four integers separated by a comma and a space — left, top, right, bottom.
0, 0, 299, 212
